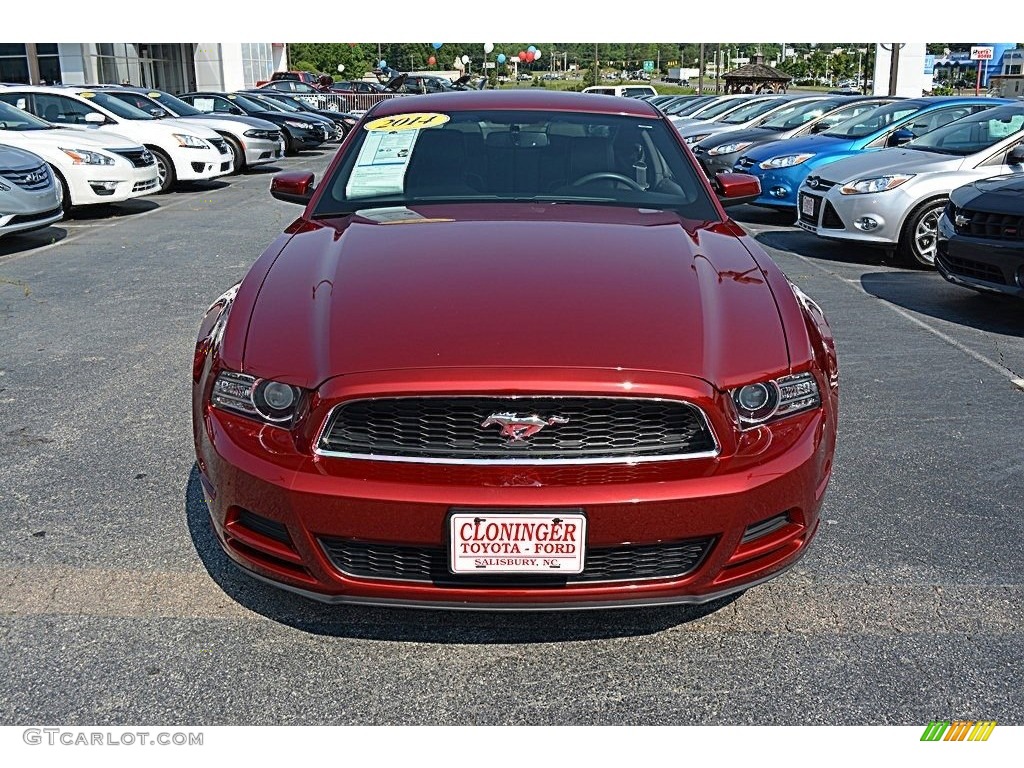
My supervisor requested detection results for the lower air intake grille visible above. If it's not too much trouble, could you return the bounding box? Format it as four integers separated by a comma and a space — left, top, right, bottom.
237, 509, 291, 544
941, 254, 1007, 284
320, 537, 715, 584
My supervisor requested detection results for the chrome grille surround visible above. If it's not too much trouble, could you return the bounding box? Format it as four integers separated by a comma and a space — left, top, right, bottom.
314, 395, 720, 465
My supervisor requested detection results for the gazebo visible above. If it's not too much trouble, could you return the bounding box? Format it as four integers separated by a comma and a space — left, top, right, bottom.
722, 55, 792, 94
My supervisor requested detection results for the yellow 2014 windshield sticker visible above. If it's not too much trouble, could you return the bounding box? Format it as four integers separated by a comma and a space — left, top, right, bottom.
364, 113, 450, 132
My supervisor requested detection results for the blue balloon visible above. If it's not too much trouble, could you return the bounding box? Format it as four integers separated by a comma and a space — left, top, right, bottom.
496, 53, 506, 64
527, 46, 537, 53
432, 43, 443, 50
379, 59, 387, 69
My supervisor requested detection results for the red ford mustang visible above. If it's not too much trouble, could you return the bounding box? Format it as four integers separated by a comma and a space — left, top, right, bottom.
192, 91, 838, 610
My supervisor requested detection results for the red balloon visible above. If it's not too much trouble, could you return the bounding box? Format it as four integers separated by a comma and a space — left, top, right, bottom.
428, 56, 436, 66
518, 51, 527, 61
529, 51, 537, 61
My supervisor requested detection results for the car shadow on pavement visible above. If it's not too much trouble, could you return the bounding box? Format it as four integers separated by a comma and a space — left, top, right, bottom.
729, 205, 797, 227
184, 465, 740, 641
174, 179, 231, 194
64, 199, 160, 221
860, 271, 1024, 337
0, 226, 66, 258
753, 229, 895, 268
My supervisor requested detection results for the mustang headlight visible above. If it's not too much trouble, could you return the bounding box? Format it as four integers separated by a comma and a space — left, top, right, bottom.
173, 133, 210, 149
759, 153, 815, 170
839, 174, 915, 195
708, 141, 753, 156
284, 120, 314, 130
212, 371, 303, 424
731, 372, 821, 427
60, 147, 115, 165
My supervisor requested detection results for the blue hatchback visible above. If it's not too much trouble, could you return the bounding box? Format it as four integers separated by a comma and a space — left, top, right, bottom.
733, 97, 1010, 210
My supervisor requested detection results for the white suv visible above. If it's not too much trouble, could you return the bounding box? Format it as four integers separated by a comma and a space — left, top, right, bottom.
0, 86, 232, 193
0, 97, 158, 209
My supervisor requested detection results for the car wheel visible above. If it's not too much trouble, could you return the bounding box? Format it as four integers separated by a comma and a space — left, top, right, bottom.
282, 130, 296, 156
149, 147, 175, 193
223, 135, 245, 174
898, 197, 947, 268
50, 165, 71, 214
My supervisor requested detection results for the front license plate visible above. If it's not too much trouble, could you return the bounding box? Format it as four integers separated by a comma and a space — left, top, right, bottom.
449, 511, 587, 574
801, 194, 816, 217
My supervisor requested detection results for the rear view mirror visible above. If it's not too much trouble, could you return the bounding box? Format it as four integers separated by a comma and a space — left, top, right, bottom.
84, 112, 105, 124
270, 171, 315, 205
1008, 144, 1024, 165
149, 108, 167, 118
809, 121, 832, 134
715, 172, 761, 207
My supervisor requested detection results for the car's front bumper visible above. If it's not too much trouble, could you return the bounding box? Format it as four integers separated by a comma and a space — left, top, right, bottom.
241, 135, 286, 167
936, 214, 1024, 297
194, 371, 836, 610
0, 180, 63, 237
794, 185, 910, 247
733, 160, 809, 209
66, 162, 160, 205
171, 144, 232, 181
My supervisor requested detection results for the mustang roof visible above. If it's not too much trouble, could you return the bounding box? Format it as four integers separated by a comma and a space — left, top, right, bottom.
369, 89, 662, 118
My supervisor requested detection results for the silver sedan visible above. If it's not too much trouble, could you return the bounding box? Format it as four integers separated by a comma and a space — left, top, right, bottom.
795, 104, 1024, 266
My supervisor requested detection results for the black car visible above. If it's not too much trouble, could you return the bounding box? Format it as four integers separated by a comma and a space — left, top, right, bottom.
691, 96, 897, 176
178, 92, 324, 154
240, 90, 356, 141
937, 171, 1024, 298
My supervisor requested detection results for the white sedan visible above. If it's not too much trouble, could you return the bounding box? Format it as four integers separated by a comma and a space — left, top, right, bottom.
0, 98, 158, 209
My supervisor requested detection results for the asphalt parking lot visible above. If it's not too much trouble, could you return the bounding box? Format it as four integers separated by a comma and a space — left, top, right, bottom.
1, 148, 1022, 726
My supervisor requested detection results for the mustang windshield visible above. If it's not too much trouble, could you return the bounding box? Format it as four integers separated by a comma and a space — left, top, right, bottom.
905, 106, 1024, 156
315, 109, 718, 219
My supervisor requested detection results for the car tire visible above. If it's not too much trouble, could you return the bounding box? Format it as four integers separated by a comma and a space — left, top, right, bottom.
897, 197, 947, 268
282, 130, 296, 156
50, 165, 71, 214
149, 147, 176, 194
223, 135, 245, 174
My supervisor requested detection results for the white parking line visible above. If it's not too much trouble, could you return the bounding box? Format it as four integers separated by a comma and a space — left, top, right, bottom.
791, 251, 1024, 387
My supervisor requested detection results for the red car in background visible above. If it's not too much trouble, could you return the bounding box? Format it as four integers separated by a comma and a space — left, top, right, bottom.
192, 91, 838, 610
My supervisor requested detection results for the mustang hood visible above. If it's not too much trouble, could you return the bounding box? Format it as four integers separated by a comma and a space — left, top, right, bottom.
241, 205, 791, 388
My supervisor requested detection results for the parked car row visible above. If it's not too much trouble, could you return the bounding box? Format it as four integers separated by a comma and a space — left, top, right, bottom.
0, 82, 351, 240
654, 92, 1023, 286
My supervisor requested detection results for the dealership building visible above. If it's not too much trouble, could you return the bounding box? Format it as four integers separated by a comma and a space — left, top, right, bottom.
0, 43, 288, 94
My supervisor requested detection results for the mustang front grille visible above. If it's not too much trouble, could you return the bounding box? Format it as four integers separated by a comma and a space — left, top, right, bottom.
317, 396, 718, 463
319, 537, 715, 585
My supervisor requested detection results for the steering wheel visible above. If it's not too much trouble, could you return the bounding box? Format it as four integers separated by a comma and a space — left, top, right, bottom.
571, 172, 645, 190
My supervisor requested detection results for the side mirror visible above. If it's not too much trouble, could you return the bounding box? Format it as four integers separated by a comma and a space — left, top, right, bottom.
1008, 144, 1024, 165
149, 108, 167, 117
84, 112, 105, 124
714, 172, 761, 207
809, 120, 832, 134
887, 128, 915, 147
271, 171, 315, 205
